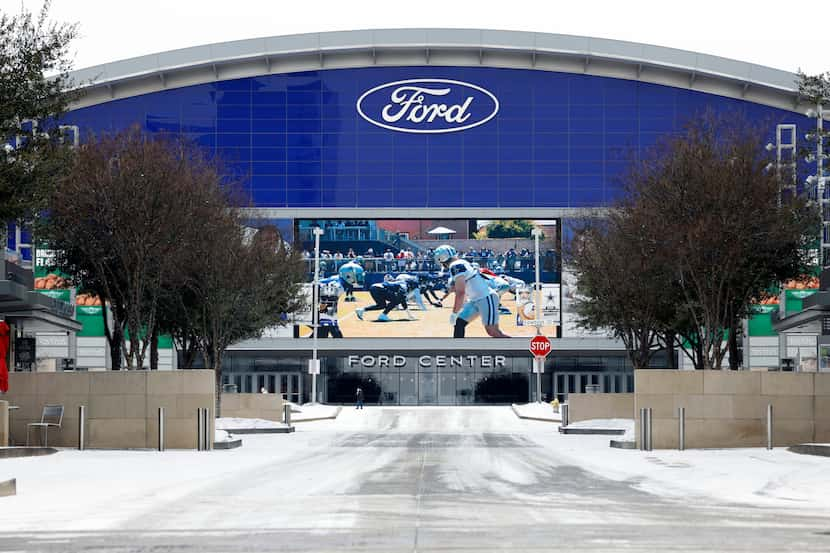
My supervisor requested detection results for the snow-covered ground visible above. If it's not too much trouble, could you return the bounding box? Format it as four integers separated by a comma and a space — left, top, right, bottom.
548, 422, 830, 510
1, 405, 829, 538
292, 403, 340, 421
215, 417, 284, 430
512, 402, 561, 421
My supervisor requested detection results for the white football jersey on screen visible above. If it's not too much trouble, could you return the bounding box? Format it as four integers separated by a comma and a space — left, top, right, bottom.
448, 259, 491, 301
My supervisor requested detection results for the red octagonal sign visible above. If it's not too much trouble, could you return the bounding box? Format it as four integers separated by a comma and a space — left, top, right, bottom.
529, 335, 552, 358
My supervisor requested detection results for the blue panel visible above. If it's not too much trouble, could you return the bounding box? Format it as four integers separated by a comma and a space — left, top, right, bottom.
252, 119, 285, 133
250, 175, 286, 190
218, 147, 251, 162
286, 105, 324, 119
217, 105, 250, 119
287, 148, 321, 162
287, 119, 322, 133
218, 119, 252, 133
252, 105, 285, 119
534, 185, 570, 206
253, 161, 286, 174
251, 189, 286, 207
358, 188, 395, 207
217, 134, 250, 148
287, 189, 321, 206
322, 187, 356, 207
394, 186, 427, 207
321, 119, 351, 132
252, 91, 286, 104
287, 91, 321, 104
357, 175, 393, 190
357, 160, 395, 176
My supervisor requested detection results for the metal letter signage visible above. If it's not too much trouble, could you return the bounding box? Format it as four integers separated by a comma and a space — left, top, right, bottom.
356, 79, 499, 134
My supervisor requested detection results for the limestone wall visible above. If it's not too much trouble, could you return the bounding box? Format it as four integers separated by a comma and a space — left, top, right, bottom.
221, 393, 283, 422
1, 370, 215, 449
634, 370, 830, 449
567, 393, 634, 423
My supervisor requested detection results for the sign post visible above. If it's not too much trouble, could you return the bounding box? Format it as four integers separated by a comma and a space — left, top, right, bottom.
529, 335, 552, 403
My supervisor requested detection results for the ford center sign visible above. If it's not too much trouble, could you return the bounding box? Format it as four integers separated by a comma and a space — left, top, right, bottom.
356, 79, 499, 134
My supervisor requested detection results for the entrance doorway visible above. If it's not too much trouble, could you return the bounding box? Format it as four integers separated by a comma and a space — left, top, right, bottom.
222, 372, 302, 403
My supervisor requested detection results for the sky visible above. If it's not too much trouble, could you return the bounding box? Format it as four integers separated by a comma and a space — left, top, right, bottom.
13, 0, 829, 75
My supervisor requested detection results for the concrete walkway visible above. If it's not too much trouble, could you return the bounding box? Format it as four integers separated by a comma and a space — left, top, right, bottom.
1, 407, 829, 552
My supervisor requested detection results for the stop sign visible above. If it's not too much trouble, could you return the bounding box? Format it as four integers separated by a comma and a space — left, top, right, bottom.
529, 335, 552, 358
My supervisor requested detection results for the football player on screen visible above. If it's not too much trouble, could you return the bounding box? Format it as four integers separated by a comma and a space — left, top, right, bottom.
315, 263, 365, 337
355, 275, 417, 322
434, 245, 510, 338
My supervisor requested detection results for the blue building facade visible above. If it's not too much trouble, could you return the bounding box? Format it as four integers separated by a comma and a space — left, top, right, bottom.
62, 66, 809, 210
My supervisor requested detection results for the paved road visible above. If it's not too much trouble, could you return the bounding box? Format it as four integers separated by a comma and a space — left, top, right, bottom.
3, 407, 830, 552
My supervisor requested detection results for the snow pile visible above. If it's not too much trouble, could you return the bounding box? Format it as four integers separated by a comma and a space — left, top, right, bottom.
566, 418, 634, 438
214, 429, 232, 443
293, 403, 340, 421
215, 417, 283, 430
512, 402, 560, 421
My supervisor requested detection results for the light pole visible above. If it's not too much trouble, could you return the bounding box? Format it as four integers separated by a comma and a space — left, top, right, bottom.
309, 226, 324, 404
531, 228, 543, 403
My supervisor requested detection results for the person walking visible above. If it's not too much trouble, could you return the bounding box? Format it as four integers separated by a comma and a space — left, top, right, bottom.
355, 387, 364, 410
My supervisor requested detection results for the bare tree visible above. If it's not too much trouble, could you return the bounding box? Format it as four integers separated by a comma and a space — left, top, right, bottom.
165, 218, 305, 415
570, 111, 817, 370
631, 112, 818, 369
43, 126, 231, 369
569, 211, 678, 370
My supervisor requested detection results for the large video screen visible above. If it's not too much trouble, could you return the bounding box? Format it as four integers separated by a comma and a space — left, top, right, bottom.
294, 218, 560, 339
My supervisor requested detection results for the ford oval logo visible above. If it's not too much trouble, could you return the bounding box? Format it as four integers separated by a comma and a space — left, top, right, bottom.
356, 79, 499, 134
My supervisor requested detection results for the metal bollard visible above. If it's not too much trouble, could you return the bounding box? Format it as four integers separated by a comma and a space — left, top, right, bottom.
203, 407, 212, 451
283, 403, 292, 427
78, 405, 86, 451
561, 403, 569, 428
197, 408, 204, 451
639, 407, 647, 451
646, 407, 653, 451
766, 403, 773, 450
158, 407, 165, 452
678, 407, 685, 451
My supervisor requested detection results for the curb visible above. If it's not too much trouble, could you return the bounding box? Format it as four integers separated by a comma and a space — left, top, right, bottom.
559, 427, 626, 435
787, 444, 830, 457
223, 426, 295, 434
214, 438, 243, 449
0, 478, 15, 497
510, 404, 561, 423
0, 447, 58, 459
610, 439, 637, 449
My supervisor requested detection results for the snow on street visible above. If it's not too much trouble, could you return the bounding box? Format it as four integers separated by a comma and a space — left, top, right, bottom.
1, 406, 829, 552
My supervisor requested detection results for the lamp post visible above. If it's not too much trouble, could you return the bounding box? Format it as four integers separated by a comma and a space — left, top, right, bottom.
310, 226, 324, 404
531, 228, 543, 403
531, 228, 543, 336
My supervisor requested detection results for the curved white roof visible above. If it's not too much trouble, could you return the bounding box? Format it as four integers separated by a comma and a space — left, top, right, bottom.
69, 28, 802, 112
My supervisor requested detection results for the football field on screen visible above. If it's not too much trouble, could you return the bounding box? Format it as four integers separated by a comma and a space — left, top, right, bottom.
298, 291, 558, 338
